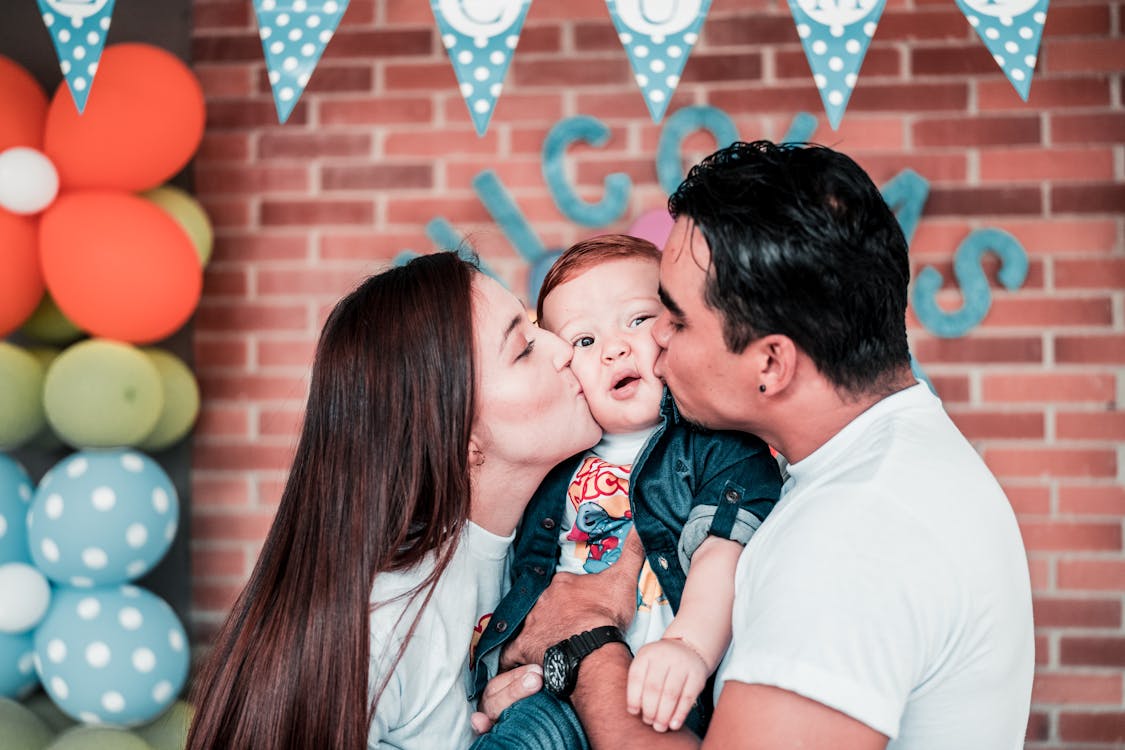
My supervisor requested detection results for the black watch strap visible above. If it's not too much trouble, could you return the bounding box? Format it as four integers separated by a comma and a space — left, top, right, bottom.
568, 625, 629, 661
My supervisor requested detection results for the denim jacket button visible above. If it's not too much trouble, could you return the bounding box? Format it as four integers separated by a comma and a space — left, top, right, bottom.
725, 488, 740, 503
540, 517, 556, 530
494, 620, 508, 633
532, 566, 546, 576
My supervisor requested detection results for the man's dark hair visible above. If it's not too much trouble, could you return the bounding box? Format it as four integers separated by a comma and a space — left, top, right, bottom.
668, 140, 911, 395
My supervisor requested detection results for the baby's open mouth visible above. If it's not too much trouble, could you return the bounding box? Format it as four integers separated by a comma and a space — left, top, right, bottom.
613, 375, 640, 391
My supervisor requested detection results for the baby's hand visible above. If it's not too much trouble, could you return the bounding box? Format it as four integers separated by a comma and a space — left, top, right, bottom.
626, 637, 709, 732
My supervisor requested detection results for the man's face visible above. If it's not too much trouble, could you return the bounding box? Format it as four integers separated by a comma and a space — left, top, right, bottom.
652, 218, 756, 431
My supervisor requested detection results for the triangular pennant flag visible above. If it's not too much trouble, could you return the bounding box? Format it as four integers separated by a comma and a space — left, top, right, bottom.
431, 0, 533, 136
253, 0, 349, 123
955, 0, 1048, 100
788, 0, 886, 130
606, 0, 712, 123
38, 0, 117, 113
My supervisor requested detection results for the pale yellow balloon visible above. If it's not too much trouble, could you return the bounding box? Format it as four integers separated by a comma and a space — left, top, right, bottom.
0, 342, 46, 450
19, 292, 84, 346
138, 349, 200, 452
142, 185, 214, 267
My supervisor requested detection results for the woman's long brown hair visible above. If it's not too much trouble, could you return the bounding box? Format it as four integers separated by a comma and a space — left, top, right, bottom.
187, 252, 478, 749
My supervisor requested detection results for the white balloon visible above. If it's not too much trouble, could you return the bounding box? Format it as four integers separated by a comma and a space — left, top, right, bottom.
0, 147, 60, 215
0, 562, 52, 633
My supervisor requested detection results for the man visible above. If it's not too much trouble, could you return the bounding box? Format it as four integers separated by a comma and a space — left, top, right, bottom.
479, 141, 1034, 749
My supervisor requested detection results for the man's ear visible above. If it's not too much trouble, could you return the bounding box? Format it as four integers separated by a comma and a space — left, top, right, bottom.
753, 334, 797, 394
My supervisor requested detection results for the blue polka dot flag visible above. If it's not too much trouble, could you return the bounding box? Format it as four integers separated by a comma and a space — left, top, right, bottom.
606, 0, 712, 123
788, 0, 886, 130
252, 0, 350, 124
37, 0, 117, 114
955, 0, 1048, 101
431, 0, 533, 137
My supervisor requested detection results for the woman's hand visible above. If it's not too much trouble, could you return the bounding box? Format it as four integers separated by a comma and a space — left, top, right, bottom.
470, 663, 543, 734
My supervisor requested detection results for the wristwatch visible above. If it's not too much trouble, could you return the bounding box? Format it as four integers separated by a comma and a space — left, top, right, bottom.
543, 625, 629, 699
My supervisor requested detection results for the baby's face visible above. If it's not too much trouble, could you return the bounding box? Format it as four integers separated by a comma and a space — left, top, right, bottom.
540, 257, 665, 435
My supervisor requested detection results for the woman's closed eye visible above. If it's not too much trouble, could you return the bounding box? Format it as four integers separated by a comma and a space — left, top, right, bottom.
515, 338, 536, 361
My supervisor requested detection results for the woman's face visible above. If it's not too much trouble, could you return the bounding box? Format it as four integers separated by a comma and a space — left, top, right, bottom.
471, 275, 602, 473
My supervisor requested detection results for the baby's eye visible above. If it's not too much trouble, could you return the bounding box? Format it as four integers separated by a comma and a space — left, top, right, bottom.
629, 315, 654, 328
573, 335, 595, 349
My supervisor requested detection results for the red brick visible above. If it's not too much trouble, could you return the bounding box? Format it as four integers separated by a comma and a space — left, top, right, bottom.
924, 186, 1042, 216
681, 53, 764, 83
1001, 484, 1051, 515
1028, 558, 1050, 591
193, 1, 251, 30
202, 267, 248, 297
806, 118, 907, 153
1046, 39, 1125, 74
194, 339, 249, 370
319, 233, 424, 262
451, 158, 558, 191
260, 199, 374, 226
1051, 113, 1125, 144
909, 256, 1044, 292
1053, 184, 1125, 215
514, 25, 563, 54
776, 48, 899, 80
258, 338, 318, 368
198, 132, 251, 163
193, 509, 279, 542
513, 58, 631, 87
843, 82, 970, 113
1002, 219, 1118, 254
193, 34, 264, 63
874, 9, 970, 40
947, 410, 1044, 440
1024, 711, 1049, 741
912, 336, 1042, 363
912, 45, 1004, 76
321, 164, 433, 191
190, 475, 252, 510
913, 116, 1041, 147
1059, 485, 1125, 516
197, 198, 251, 229
385, 196, 493, 225
1058, 712, 1125, 743
195, 302, 308, 333
989, 450, 1118, 480
1020, 521, 1123, 552
978, 76, 1112, 111
194, 443, 297, 472
1056, 259, 1125, 289
195, 403, 250, 438
258, 133, 373, 160
576, 92, 675, 121
454, 93, 566, 125
1045, 3, 1113, 35
191, 581, 244, 612
212, 234, 310, 262
909, 220, 973, 256
259, 408, 305, 437
695, 14, 797, 45
195, 65, 254, 98
191, 546, 247, 578
1058, 560, 1125, 591
199, 374, 309, 401
1033, 596, 1122, 628
928, 375, 970, 403
1032, 673, 1123, 705
322, 29, 432, 59
383, 62, 458, 91
981, 373, 1116, 404
254, 65, 374, 95
207, 100, 308, 128
1065, 636, 1125, 668
385, 129, 500, 156
1057, 412, 1125, 441
983, 297, 1113, 328
979, 147, 1115, 182
195, 165, 310, 195
319, 97, 433, 125
524, 0, 622, 21
258, 268, 372, 298
1056, 335, 1125, 365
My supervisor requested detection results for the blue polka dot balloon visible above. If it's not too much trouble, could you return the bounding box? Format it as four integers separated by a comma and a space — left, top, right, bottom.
0, 630, 38, 699
34, 584, 189, 726
28, 450, 179, 587
0, 454, 35, 565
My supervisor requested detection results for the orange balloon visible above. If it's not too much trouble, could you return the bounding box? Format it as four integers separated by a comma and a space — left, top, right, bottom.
43, 44, 205, 192
0, 55, 47, 151
0, 209, 44, 337
40, 191, 203, 344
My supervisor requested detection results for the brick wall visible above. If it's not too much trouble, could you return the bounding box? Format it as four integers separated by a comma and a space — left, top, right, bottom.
189, 0, 1124, 746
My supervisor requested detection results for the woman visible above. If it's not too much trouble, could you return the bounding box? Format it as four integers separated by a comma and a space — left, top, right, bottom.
187, 252, 602, 749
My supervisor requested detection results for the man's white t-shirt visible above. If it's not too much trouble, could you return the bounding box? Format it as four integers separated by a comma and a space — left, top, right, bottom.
716, 383, 1034, 749
367, 522, 513, 750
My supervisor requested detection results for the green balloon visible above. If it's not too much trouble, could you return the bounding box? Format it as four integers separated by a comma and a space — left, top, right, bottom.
43, 339, 164, 449
133, 700, 194, 750
19, 293, 84, 346
0, 342, 47, 450
142, 186, 214, 267
0, 697, 55, 750
46, 727, 153, 750
138, 350, 200, 452
22, 691, 76, 734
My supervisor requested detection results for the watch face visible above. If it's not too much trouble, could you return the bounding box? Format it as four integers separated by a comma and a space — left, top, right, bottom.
543, 646, 569, 695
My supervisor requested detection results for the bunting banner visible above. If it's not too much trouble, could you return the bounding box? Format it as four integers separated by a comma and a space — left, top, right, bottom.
431, 0, 533, 136
606, 0, 712, 123
788, 0, 885, 130
954, 0, 1048, 100
253, 0, 349, 124
37, 0, 117, 113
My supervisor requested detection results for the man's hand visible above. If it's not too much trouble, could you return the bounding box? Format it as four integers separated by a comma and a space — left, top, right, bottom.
627, 638, 709, 732
500, 529, 645, 669
470, 663, 543, 734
